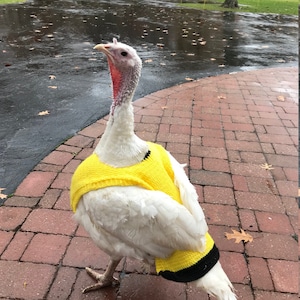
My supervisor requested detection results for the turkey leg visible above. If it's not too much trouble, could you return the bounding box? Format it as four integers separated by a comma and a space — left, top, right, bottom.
82, 258, 121, 293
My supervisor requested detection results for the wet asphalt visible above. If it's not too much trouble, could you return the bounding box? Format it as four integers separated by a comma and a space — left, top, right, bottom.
0, 0, 298, 199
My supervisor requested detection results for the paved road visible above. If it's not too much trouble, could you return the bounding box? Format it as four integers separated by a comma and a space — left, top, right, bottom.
0, 66, 297, 299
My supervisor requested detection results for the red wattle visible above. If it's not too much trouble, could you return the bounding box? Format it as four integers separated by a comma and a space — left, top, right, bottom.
108, 60, 122, 101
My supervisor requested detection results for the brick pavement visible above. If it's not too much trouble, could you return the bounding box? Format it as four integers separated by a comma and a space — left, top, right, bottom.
0, 66, 298, 299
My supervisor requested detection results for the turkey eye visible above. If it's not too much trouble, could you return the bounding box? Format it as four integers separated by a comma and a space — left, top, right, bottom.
121, 51, 128, 57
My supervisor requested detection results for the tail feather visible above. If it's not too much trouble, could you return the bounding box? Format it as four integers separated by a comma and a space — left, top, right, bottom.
193, 262, 237, 300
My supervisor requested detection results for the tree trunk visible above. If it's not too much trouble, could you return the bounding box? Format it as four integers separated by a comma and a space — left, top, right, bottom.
221, 0, 238, 8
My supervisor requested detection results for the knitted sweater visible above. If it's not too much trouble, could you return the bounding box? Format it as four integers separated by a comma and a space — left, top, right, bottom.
70, 141, 219, 282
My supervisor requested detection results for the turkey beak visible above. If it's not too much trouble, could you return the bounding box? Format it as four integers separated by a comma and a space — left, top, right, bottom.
94, 44, 113, 60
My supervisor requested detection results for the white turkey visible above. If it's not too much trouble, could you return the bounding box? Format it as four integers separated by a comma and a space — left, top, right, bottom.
70, 38, 237, 300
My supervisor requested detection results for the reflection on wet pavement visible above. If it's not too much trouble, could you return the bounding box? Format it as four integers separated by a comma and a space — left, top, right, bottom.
0, 0, 297, 197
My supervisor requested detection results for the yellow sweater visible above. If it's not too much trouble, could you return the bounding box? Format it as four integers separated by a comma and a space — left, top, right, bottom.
70, 142, 219, 282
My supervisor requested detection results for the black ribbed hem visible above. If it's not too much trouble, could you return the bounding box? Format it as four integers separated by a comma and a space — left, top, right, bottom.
158, 244, 220, 282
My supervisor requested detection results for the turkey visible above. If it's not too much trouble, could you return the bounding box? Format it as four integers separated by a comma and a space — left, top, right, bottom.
70, 38, 236, 300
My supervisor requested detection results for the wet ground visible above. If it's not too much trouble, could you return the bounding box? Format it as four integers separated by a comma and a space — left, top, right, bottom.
0, 0, 297, 198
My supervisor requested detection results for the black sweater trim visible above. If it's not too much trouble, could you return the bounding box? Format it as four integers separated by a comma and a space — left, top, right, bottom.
158, 244, 220, 282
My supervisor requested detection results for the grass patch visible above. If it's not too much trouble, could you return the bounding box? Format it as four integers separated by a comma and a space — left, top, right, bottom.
0, 0, 26, 4
179, 0, 298, 15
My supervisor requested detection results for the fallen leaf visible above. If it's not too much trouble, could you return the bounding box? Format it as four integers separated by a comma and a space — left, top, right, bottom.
218, 64, 225, 68
49, 75, 56, 80
199, 41, 207, 46
38, 110, 50, 116
48, 85, 57, 89
0, 188, 7, 200
260, 163, 274, 170
185, 77, 194, 81
218, 95, 226, 100
277, 95, 285, 102
144, 59, 153, 63
225, 229, 253, 244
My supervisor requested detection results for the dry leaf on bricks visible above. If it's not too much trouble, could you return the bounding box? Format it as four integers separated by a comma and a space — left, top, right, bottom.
225, 229, 253, 244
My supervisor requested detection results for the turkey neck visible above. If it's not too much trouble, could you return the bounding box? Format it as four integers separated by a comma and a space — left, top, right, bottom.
94, 63, 149, 167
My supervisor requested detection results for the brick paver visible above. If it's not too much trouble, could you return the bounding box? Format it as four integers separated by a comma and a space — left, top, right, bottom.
0, 67, 298, 299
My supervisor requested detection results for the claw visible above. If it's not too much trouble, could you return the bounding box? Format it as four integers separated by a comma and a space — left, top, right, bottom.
85, 267, 103, 281
82, 267, 120, 294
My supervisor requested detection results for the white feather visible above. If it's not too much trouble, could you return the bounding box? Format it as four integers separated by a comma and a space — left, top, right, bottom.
75, 185, 207, 261
192, 262, 237, 300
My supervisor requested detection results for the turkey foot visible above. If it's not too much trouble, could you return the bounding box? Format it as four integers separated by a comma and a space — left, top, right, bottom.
82, 259, 121, 293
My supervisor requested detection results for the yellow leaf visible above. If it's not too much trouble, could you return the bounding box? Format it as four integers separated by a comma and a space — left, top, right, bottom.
48, 86, 57, 89
277, 95, 285, 102
185, 77, 194, 81
225, 229, 253, 244
144, 59, 153, 63
260, 163, 274, 170
0, 188, 7, 200
38, 110, 50, 116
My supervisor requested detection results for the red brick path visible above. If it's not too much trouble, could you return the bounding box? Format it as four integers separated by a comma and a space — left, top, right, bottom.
0, 67, 298, 299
